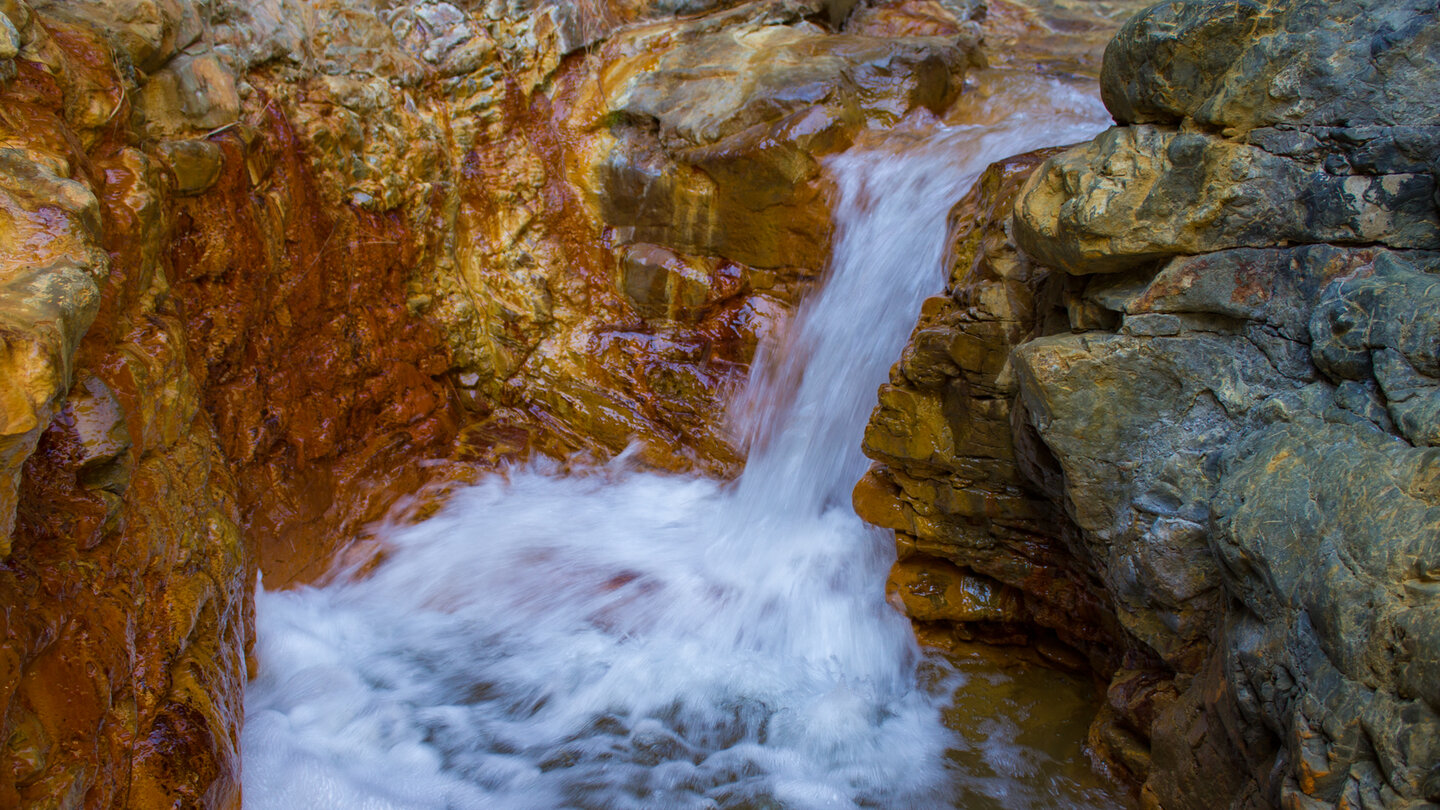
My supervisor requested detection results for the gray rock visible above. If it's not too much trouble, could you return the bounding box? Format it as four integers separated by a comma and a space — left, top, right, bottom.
1013, 329, 1296, 670
1210, 407, 1440, 808
1101, 0, 1440, 132
1310, 253, 1440, 446
869, 1, 1440, 804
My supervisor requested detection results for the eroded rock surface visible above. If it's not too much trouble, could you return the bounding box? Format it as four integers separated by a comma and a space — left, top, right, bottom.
863, 1, 1440, 807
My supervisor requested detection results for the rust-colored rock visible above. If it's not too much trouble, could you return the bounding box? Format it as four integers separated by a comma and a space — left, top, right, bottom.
857, 147, 1165, 783
0, 0, 464, 803
0, 13, 249, 805
165, 101, 459, 587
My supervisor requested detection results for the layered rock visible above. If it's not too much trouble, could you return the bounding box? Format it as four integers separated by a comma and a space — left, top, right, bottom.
856, 149, 1132, 670
862, 0, 1440, 807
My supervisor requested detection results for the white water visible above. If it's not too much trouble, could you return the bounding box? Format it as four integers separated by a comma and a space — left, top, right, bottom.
243, 74, 1112, 810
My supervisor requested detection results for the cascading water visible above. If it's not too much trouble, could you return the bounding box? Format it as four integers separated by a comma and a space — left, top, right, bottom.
242, 73, 1115, 810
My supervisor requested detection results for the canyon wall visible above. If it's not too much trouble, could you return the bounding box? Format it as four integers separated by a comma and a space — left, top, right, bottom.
0, 0, 993, 804
860, 0, 1440, 808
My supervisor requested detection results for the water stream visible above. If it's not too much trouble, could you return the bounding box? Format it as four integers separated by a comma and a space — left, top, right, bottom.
242, 73, 1115, 810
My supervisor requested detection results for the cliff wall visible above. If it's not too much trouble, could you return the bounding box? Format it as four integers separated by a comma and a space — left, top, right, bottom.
859, 1, 1440, 807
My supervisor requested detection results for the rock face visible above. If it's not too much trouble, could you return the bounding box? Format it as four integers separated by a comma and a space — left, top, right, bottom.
0, 0, 988, 804
862, 1, 1440, 808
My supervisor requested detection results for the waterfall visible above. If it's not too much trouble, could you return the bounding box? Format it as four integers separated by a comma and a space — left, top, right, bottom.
242, 73, 1114, 810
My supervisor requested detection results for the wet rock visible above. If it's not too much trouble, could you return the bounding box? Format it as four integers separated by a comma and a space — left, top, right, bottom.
30, 0, 204, 72
618, 243, 717, 322
866, 0, 1440, 804
135, 49, 241, 137
0, 0, 1194, 804
888, 556, 1026, 624
595, 15, 978, 269
859, 148, 1130, 681
0, 12, 18, 64
975, 0, 1152, 75
155, 138, 223, 194
844, 0, 976, 38
0, 149, 108, 552
1309, 253, 1440, 447
0, 31, 250, 802
0, 1, 464, 802
1196, 408, 1440, 809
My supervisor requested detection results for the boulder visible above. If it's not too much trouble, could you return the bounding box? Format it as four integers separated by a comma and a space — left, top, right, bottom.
865, 2, 1440, 803
1102, 0, 1440, 132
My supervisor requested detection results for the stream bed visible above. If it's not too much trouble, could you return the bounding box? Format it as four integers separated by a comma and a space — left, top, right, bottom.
242, 72, 1126, 810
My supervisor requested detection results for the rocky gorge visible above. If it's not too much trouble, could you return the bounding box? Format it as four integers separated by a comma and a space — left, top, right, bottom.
0, 0, 1434, 807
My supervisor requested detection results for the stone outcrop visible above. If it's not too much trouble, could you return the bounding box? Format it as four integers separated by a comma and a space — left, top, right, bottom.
856, 149, 1132, 671
861, 1, 1440, 808
1014, 126, 1440, 274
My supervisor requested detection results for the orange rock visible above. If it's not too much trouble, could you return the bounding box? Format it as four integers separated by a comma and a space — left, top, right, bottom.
887, 555, 1026, 624
0, 4, 460, 803
166, 96, 461, 587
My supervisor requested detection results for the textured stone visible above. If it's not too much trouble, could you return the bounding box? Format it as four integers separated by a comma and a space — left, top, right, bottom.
594, 13, 977, 269
618, 243, 718, 322
155, 138, 223, 195
1102, 0, 1440, 131
0, 1, 463, 802
888, 556, 1026, 624
859, 148, 1132, 686
1197, 409, 1440, 809
0, 12, 18, 62
0, 0, 1271, 805
1014, 125, 1440, 275
134, 49, 241, 136
0, 148, 108, 552
30, 0, 204, 72
1309, 254, 1440, 447
974, 0, 1152, 75
864, 4, 1440, 804
844, 0, 975, 38
0, 34, 251, 800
